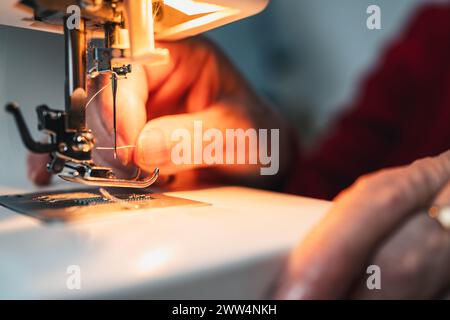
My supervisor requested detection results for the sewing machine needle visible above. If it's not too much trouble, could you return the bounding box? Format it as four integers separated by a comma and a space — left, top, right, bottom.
112, 73, 118, 159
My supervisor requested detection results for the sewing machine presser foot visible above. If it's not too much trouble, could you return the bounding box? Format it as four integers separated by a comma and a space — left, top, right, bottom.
6, 102, 159, 189
59, 164, 159, 189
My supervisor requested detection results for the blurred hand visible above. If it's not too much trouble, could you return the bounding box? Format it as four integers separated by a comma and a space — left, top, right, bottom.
275, 151, 450, 299
27, 37, 291, 188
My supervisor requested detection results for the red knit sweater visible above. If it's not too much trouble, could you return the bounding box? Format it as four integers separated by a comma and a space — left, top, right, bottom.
286, 4, 450, 200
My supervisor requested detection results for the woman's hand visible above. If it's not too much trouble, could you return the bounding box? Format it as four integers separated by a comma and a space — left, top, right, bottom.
27, 37, 291, 188
275, 152, 450, 299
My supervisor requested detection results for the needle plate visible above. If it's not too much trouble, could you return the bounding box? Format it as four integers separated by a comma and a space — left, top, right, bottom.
0, 188, 208, 223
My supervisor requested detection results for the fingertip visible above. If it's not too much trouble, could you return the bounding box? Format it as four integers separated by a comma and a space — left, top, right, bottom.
135, 125, 171, 171
32, 170, 52, 186
27, 153, 52, 186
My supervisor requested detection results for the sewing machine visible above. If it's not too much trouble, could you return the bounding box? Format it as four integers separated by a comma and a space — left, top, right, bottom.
1, 0, 269, 189
0, 1, 332, 299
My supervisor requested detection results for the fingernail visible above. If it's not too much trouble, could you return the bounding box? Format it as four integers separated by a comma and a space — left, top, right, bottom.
136, 127, 170, 168
28, 169, 50, 186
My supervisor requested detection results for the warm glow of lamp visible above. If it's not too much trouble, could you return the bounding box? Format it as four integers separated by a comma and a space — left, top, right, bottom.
164, 0, 227, 16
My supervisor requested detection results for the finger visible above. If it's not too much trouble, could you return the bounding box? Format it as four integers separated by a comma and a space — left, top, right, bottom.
134, 100, 259, 176
145, 41, 212, 115
88, 41, 205, 170
433, 179, 450, 209
143, 38, 235, 117
27, 153, 52, 186
275, 151, 450, 300
354, 178, 450, 299
351, 210, 450, 299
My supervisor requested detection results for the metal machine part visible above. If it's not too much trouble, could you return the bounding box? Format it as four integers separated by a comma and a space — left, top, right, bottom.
0, 187, 208, 223
5, 0, 159, 189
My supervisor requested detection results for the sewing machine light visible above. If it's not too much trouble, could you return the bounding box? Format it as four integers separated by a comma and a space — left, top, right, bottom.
153, 0, 269, 41
123, 0, 269, 63
0, 0, 269, 40
164, 0, 227, 15
0, 0, 269, 63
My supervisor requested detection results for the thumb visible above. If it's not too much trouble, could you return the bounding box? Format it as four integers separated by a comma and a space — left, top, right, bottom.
134, 102, 257, 175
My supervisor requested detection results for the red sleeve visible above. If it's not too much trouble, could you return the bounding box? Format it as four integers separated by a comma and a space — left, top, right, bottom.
284, 4, 450, 200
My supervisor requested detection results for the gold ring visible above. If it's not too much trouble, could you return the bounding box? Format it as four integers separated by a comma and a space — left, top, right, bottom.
428, 205, 450, 231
